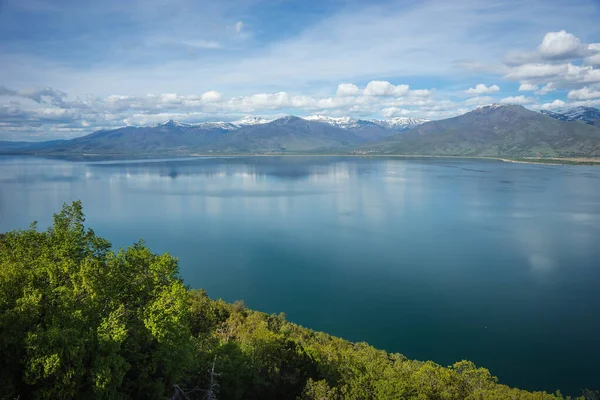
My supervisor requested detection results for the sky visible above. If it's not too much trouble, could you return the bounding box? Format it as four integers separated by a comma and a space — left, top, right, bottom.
1, 0, 600, 141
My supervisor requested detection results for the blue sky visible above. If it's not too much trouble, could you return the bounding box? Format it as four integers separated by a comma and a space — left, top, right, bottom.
1, 0, 600, 140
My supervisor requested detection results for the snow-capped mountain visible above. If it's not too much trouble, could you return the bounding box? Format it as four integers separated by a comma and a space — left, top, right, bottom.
371, 117, 430, 129
540, 106, 600, 124
539, 110, 570, 121
561, 106, 600, 122
150, 117, 273, 130
153, 119, 193, 128
196, 121, 238, 130
150, 115, 429, 133
302, 115, 428, 131
232, 116, 273, 126
304, 115, 364, 129
483, 103, 507, 110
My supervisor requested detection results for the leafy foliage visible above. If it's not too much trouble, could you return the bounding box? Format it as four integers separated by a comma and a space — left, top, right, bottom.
0, 201, 193, 399
0, 202, 597, 399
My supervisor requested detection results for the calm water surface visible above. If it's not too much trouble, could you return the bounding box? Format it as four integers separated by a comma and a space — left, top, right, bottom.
1, 155, 599, 394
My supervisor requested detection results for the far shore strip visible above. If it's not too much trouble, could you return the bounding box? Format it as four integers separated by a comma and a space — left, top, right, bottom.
184, 153, 600, 165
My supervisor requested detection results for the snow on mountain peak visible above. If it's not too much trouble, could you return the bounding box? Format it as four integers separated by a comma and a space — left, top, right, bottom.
304, 115, 429, 130
540, 106, 600, 123
561, 106, 600, 120
304, 115, 361, 128
372, 117, 429, 129
477, 103, 512, 111
232, 116, 273, 126
146, 115, 431, 131
197, 121, 238, 130
155, 119, 192, 128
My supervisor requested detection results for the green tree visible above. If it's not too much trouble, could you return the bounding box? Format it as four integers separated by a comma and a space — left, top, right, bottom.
0, 201, 193, 399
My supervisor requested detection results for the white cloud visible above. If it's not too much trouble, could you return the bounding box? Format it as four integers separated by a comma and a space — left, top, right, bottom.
381, 107, 412, 118
539, 99, 566, 110
499, 95, 533, 105
535, 83, 557, 95
505, 63, 566, 80
504, 32, 600, 93
105, 95, 131, 102
507, 31, 595, 65
538, 30, 587, 60
585, 43, 600, 66
410, 89, 432, 97
336, 83, 361, 97
506, 63, 600, 87
364, 81, 410, 96
159, 93, 182, 104
201, 90, 224, 103
567, 86, 600, 100
465, 84, 500, 95
518, 83, 538, 91
568, 98, 600, 108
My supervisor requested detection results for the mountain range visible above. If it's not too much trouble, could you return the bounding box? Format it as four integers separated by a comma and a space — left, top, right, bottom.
2, 106, 600, 159
358, 104, 600, 158
0, 116, 428, 155
540, 106, 600, 126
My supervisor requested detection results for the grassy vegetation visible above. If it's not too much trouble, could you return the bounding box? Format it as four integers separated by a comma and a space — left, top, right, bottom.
1, 202, 598, 399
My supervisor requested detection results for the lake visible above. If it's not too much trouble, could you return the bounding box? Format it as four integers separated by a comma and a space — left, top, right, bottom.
1, 155, 599, 394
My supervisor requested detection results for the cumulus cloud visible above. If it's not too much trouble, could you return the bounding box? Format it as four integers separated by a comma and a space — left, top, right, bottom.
507, 30, 595, 65
410, 89, 432, 97
505, 63, 566, 80
567, 86, 600, 100
364, 81, 410, 96
535, 83, 557, 95
160, 93, 179, 104
499, 95, 533, 105
381, 107, 412, 118
201, 90, 224, 103
226, 92, 320, 111
538, 99, 566, 110
585, 43, 600, 66
538, 30, 588, 60
518, 83, 538, 91
464, 84, 500, 95
506, 63, 600, 86
335, 81, 426, 99
336, 83, 361, 97
504, 31, 600, 97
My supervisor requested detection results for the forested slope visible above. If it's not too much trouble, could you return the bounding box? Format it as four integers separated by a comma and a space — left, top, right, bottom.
0, 202, 596, 399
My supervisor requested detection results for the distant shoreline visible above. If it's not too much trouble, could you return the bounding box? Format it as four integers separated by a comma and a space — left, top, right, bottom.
186, 153, 600, 166
3, 152, 600, 166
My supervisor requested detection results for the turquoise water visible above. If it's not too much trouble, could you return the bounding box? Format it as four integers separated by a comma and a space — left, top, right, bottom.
1, 155, 599, 394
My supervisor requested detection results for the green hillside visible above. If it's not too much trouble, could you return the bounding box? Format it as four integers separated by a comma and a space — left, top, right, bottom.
0, 202, 596, 399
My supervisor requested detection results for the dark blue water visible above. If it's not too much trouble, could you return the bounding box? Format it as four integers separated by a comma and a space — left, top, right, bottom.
1, 155, 599, 394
